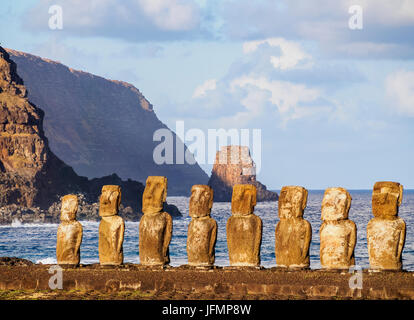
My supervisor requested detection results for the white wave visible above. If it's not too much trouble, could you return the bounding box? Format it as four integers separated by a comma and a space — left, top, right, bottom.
79, 258, 99, 264
78, 220, 100, 227
169, 258, 188, 267
37, 257, 57, 264
125, 221, 140, 227
0, 221, 59, 228
11, 218, 22, 227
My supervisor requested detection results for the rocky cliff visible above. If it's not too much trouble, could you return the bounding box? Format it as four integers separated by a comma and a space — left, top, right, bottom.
0, 46, 180, 224
208, 146, 278, 202
6, 49, 208, 196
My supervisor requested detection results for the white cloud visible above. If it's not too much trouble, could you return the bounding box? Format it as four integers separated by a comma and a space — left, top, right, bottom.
192, 79, 217, 98
243, 38, 312, 70
186, 37, 343, 127
288, 0, 414, 27
231, 76, 328, 124
349, 0, 414, 26
25, 0, 202, 41
138, 0, 199, 31
385, 70, 414, 116
222, 0, 414, 58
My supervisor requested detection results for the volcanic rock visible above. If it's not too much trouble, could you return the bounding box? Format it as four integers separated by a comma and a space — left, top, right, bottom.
0, 257, 33, 266
0, 46, 181, 225
6, 49, 209, 196
208, 146, 278, 202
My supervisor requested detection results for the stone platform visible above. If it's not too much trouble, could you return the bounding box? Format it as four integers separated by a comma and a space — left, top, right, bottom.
0, 264, 413, 300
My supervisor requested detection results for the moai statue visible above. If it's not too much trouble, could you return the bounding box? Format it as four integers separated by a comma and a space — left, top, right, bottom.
56, 195, 83, 265
367, 181, 406, 271
98, 185, 125, 265
227, 184, 262, 267
139, 176, 172, 266
187, 185, 217, 267
275, 186, 311, 269
320, 187, 356, 270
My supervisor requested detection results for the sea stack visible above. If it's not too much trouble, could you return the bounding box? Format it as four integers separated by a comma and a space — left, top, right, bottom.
208, 146, 278, 202
367, 181, 406, 271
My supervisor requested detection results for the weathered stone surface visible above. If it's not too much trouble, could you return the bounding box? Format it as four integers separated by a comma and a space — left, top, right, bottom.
7, 48, 209, 196
139, 176, 173, 266
99, 185, 122, 217
208, 146, 278, 202
227, 184, 262, 267
275, 186, 311, 268
187, 185, 217, 266
1, 265, 414, 300
98, 185, 124, 265
56, 194, 82, 265
320, 187, 356, 269
367, 181, 406, 270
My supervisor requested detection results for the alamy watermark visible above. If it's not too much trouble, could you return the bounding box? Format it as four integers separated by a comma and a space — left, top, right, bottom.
48, 265, 63, 290
348, 5, 363, 30
153, 121, 262, 174
348, 265, 363, 290
48, 5, 63, 30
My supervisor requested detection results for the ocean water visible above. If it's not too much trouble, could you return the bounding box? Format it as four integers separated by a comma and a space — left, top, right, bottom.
0, 190, 413, 270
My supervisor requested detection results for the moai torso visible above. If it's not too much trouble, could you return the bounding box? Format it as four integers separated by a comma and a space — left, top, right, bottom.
275, 186, 311, 268
227, 184, 262, 267
367, 181, 406, 270
56, 195, 83, 265
187, 185, 217, 267
139, 176, 172, 266
320, 188, 356, 269
98, 185, 125, 265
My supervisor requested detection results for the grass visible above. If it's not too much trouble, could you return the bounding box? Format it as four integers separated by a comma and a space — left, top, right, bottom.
0, 289, 157, 300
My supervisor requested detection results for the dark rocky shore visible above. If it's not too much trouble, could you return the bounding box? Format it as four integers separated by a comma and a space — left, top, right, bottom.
0, 258, 413, 300
0, 194, 182, 225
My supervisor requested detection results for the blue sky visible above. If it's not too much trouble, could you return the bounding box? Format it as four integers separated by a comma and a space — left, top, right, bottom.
1, 0, 413, 190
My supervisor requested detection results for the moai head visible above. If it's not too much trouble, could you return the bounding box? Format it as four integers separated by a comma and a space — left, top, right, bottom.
99, 185, 121, 217
231, 184, 257, 216
60, 194, 78, 222
142, 176, 167, 214
278, 186, 308, 219
321, 187, 352, 221
189, 185, 214, 218
372, 181, 403, 217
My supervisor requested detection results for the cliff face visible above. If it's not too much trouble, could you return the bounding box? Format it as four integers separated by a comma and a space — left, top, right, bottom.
0, 46, 85, 208
0, 46, 180, 223
6, 49, 208, 195
208, 146, 278, 202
